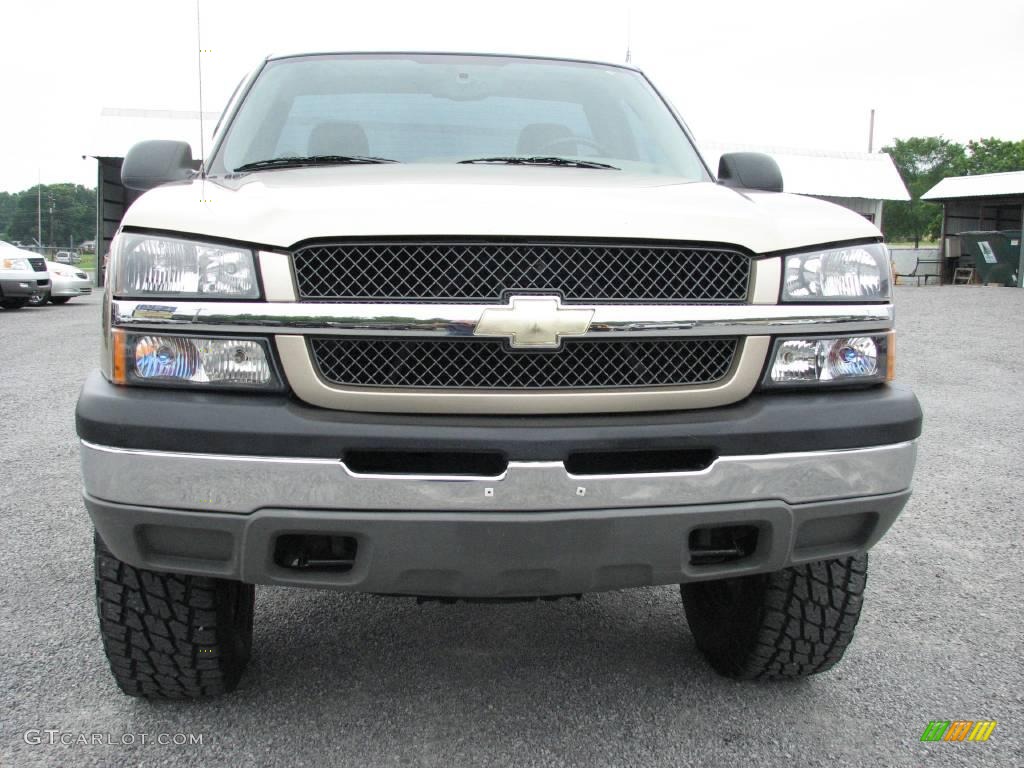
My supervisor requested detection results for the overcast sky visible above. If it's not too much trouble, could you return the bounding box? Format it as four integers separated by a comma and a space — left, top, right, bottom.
2, 0, 1022, 193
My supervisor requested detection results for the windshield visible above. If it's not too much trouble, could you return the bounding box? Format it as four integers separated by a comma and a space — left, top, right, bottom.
211, 54, 709, 179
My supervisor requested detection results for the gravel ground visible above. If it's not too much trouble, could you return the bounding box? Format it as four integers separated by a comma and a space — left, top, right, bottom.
1, 286, 1021, 767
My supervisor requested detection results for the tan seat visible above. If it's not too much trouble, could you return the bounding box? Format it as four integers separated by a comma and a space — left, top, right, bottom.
517, 123, 575, 155
307, 122, 370, 156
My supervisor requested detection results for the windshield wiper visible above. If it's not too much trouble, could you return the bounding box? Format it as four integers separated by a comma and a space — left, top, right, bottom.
458, 156, 619, 170
233, 155, 398, 172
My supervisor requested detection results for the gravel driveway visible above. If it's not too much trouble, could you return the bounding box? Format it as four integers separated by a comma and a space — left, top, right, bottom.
1, 286, 1021, 767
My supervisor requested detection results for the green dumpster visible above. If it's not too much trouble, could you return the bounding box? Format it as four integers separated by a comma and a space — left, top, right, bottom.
958, 231, 1021, 287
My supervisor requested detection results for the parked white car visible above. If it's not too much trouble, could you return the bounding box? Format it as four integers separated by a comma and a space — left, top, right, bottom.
27, 260, 92, 305
0, 241, 49, 309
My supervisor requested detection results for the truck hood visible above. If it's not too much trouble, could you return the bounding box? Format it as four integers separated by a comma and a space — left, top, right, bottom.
121, 164, 880, 253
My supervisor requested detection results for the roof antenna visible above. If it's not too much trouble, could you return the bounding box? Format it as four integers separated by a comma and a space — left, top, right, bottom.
195, 0, 207, 182
625, 8, 632, 63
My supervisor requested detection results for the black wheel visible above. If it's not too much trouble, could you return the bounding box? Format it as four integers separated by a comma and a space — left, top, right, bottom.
28, 291, 50, 306
49, 296, 70, 304
681, 554, 868, 680
94, 533, 255, 699
1, 298, 29, 309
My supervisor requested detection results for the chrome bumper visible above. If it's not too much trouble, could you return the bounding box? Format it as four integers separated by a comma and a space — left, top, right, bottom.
81, 439, 917, 514
82, 440, 916, 594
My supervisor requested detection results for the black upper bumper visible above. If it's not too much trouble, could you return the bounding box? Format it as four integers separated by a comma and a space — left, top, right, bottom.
76, 370, 922, 460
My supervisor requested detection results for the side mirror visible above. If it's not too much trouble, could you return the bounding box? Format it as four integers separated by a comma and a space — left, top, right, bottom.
717, 152, 783, 193
121, 140, 198, 191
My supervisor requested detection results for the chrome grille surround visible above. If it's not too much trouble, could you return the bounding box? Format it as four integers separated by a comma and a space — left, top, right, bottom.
310, 337, 739, 390
292, 240, 751, 303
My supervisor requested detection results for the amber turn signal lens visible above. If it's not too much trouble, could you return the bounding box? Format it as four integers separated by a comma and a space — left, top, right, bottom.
110, 328, 128, 385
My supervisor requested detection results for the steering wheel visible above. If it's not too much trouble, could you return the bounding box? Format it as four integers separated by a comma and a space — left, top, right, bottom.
533, 135, 610, 156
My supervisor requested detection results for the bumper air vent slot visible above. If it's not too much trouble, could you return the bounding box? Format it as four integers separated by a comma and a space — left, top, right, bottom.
688, 524, 760, 566
274, 534, 358, 573
344, 450, 507, 477
566, 448, 716, 476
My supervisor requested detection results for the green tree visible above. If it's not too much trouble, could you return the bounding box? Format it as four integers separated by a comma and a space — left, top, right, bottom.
963, 137, 1024, 175
0, 184, 95, 247
882, 137, 966, 247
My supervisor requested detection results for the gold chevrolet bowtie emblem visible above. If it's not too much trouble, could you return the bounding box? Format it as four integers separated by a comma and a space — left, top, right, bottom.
474, 296, 594, 348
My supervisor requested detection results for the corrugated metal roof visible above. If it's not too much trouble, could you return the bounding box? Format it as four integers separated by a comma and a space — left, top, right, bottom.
701, 142, 910, 201
921, 171, 1024, 201
86, 108, 220, 159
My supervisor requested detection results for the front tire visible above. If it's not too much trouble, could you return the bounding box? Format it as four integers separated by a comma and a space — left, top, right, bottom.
49, 296, 71, 304
94, 533, 255, 699
28, 291, 49, 306
681, 554, 868, 680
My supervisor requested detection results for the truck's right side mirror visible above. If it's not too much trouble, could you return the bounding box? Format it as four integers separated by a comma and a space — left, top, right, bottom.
717, 152, 783, 193
121, 140, 198, 191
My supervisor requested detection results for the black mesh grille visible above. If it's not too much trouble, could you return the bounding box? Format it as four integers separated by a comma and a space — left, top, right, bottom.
310, 337, 738, 389
28, 258, 46, 272
293, 241, 750, 303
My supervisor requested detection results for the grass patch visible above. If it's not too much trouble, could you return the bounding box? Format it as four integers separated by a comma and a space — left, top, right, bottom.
886, 241, 939, 248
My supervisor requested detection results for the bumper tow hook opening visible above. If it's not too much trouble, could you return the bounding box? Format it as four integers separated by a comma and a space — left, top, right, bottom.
688, 524, 760, 566
274, 534, 358, 573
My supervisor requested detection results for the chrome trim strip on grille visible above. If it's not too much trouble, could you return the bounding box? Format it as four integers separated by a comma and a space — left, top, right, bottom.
110, 300, 893, 338
80, 439, 918, 514
276, 335, 770, 414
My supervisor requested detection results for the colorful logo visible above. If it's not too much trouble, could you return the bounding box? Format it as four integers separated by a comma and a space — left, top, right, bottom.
920, 720, 997, 742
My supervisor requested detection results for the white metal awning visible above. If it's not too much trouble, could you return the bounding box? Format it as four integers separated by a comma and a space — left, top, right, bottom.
85, 108, 220, 159
701, 143, 910, 201
922, 171, 1024, 201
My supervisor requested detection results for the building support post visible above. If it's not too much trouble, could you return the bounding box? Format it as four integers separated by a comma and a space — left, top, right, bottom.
96, 160, 104, 287
1018, 203, 1024, 288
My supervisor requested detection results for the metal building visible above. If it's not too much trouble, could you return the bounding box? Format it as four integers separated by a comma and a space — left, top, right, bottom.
922, 172, 1024, 286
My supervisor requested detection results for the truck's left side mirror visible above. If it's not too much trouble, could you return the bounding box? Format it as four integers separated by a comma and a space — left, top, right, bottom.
121, 140, 198, 191
717, 152, 783, 193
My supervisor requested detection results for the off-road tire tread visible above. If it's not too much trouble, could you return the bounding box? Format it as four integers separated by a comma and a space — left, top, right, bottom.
682, 554, 868, 680
94, 534, 254, 699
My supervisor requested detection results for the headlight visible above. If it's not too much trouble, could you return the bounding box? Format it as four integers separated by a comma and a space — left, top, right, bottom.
1, 257, 32, 271
783, 243, 890, 301
51, 266, 74, 278
110, 331, 282, 390
113, 233, 259, 299
764, 333, 893, 387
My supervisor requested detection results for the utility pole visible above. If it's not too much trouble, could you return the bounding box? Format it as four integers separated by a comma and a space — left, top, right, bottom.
37, 172, 42, 250
49, 193, 55, 248
868, 109, 875, 153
